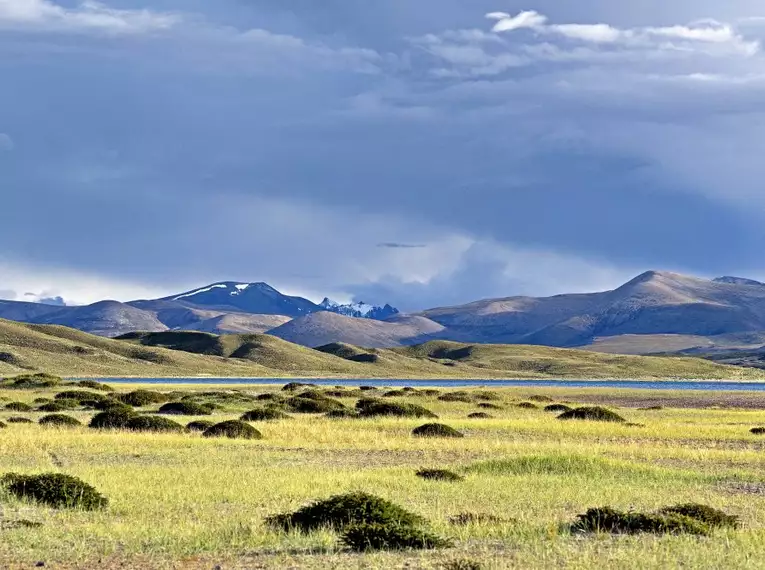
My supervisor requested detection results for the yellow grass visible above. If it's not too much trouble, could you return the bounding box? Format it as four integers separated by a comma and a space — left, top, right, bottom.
0, 384, 764, 569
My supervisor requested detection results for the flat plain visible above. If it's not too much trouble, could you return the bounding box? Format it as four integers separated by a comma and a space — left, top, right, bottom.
1, 381, 764, 569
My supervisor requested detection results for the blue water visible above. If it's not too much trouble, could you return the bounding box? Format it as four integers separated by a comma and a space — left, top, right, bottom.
75, 378, 765, 392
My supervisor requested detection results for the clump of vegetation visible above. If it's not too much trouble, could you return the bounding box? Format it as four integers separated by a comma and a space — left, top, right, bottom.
467, 412, 492, 419
528, 395, 554, 403
33, 397, 51, 404
3, 373, 62, 389
7, 417, 33, 424
543, 404, 571, 413
448, 512, 510, 526
203, 420, 262, 440
478, 403, 502, 410
516, 402, 538, 410
266, 491, 425, 533
443, 559, 483, 570
570, 505, 730, 535
2, 473, 108, 510
158, 401, 213, 415
359, 386, 377, 391
356, 399, 437, 419
255, 393, 282, 401
383, 390, 408, 398
282, 382, 316, 392
73, 380, 115, 392
0, 421, 6, 429
186, 420, 215, 432
5, 402, 32, 412
55, 390, 109, 404
37, 401, 76, 413
415, 469, 464, 482
117, 390, 170, 407
285, 396, 345, 414
558, 406, 626, 423
639, 406, 664, 411
658, 504, 739, 529
420, 389, 441, 397
125, 415, 185, 433
341, 522, 452, 551
412, 423, 464, 438
750, 427, 765, 435
240, 408, 290, 421
89, 408, 137, 429
90, 399, 133, 412
39, 414, 81, 427
438, 393, 474, 403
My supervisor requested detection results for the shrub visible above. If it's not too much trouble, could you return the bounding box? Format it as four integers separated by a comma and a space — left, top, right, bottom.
203, 420, 262, 440
473, 391, 500, 401
90, 399, 133, 412
73, 380, 115, 392
117, 390, 169, 407
266, 491, 424, 533
359, 386, 377, 391
477, 403, 502, 410
4, 373, 62, 389
0, 421, 6, 428
438, 393, 474, 403
528, 395, 554, 403
55, 391, 109, 404
39, 414, 81, 427
285, 397, 345, 414
412, 423, 464, 438
5, 402, 32, 412
240, 408, 289, 421
89, 408, 137, 429
467, 412, 492, 419
158, 402, 212, 415
750, 427, 765, 435
33, 398, 51, 404
544, 404, 572, 413
571, 507, 709, 535
415, 469, 464, 482
326, 409, 360, 419
186, 420, 215, 432
125, 415, 185, 433
2, 473, 108, 510
516, 402, 538, 410
341, 522, 452, 551
282, 382, 315, 391
658, 504, 739, 529
421, 389, 441, 397
7, 417, 33, 424
255, 393, 282, 401
383, 390, 408, 398
443, 560, 483, 570
357, 400, 437, 419
558, 407, 626, 423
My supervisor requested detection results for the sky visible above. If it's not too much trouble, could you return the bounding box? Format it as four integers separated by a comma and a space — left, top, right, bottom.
3, 0, 765, 310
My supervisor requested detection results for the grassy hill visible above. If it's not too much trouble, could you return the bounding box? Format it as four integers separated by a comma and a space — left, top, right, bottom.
1, 318, 764, 380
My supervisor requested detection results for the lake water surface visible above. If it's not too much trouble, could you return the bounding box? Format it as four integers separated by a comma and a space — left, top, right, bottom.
82, 378, 765, 392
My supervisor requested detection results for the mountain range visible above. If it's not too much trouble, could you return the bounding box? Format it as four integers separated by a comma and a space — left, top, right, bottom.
5, 271, 765, 355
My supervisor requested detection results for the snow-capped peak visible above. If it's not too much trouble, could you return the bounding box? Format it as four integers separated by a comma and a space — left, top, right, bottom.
173, 284, 228, 300
320, 298, 399, 320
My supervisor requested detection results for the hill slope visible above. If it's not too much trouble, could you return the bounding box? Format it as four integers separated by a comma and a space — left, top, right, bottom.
1, 319, 763, 380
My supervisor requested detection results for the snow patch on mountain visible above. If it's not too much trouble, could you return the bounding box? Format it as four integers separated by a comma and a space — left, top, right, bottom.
173, 284, 228, 300
320, 298, 400, 320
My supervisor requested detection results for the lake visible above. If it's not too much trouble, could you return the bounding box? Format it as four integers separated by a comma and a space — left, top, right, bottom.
79, 378, 765, 392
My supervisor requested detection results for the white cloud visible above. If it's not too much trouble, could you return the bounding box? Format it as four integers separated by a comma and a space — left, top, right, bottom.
552, 23, 621, 43
0, 0, 180, 34
489, 10, 548, 33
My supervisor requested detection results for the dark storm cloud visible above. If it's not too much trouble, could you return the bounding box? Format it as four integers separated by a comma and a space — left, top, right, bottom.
3, 0, 765, 307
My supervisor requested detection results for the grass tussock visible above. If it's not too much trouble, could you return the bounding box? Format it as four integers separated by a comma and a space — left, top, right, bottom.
412, 423, 464, 438
356, 398, 437, 419
117, 390, 169, 407
557, 406, 626, 423
2, 473, 108, 511
240, 408, 290, 421
544, 404, 573, 413
158, 401, 213, 416
6, 416, 33, 424
341, 522, 452, 551
125, 416, 185, 433
415, 469, 464, 482
5, 402, 33, 412
39, 414, 81, 427
186, 420, 215, 432
202, 420, 262, 440
88, 409, 137, 430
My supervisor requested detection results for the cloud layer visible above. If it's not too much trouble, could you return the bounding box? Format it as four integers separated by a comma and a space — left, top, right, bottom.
3, 1, 765, 308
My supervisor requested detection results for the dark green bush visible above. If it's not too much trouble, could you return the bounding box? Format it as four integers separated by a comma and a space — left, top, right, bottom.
544, 404, 572, 413
37, 401, 75, 413
33, 397, 51, 404
2, 473, 107, 510
4, 373, 62, 389
73, 380, 115, 392
39, 414, 81, 427
359, 386, 377, 391
658, 504, 739, 529
89, 408, 137, 429
467, 412, 492, 419
158, 402, 212, 415
285, 397, 345, 414
516, 402, 538, 410
341, 522, 452, 551
528, 395, 554, 403
558, 407, 626, 423
125, 416, 184, 433
438, 393, 474, 403
383, 390, 408, 397
240, 408, 290, 421
415, 469, 464, 482
55, 391, 109, 404
186, 420, 215, 432
117, 390, 170, 407
255, 393, 282, 401
5, 402, 32, 412
7, 417, 33, 424
412, 423, 464, 438
477, 403, 502, 410
326, 409, 360, 419
571, 507, 709, 535
266, 492, 424, 533
443, 560, 483, 570
282, 382, 315, 391
421, 389, 441, 397
357, 400, 437, 419
202, 420, 262, 439
750, 427, 765, 435
90, 399, 133, 412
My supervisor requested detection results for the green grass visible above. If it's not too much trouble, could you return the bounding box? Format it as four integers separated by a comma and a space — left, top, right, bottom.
0, 383, 764, 568
2, 319, 765, 380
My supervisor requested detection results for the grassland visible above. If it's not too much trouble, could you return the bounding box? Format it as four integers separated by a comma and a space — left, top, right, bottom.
1, 381, 765, 569
2, 319, 765, 380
